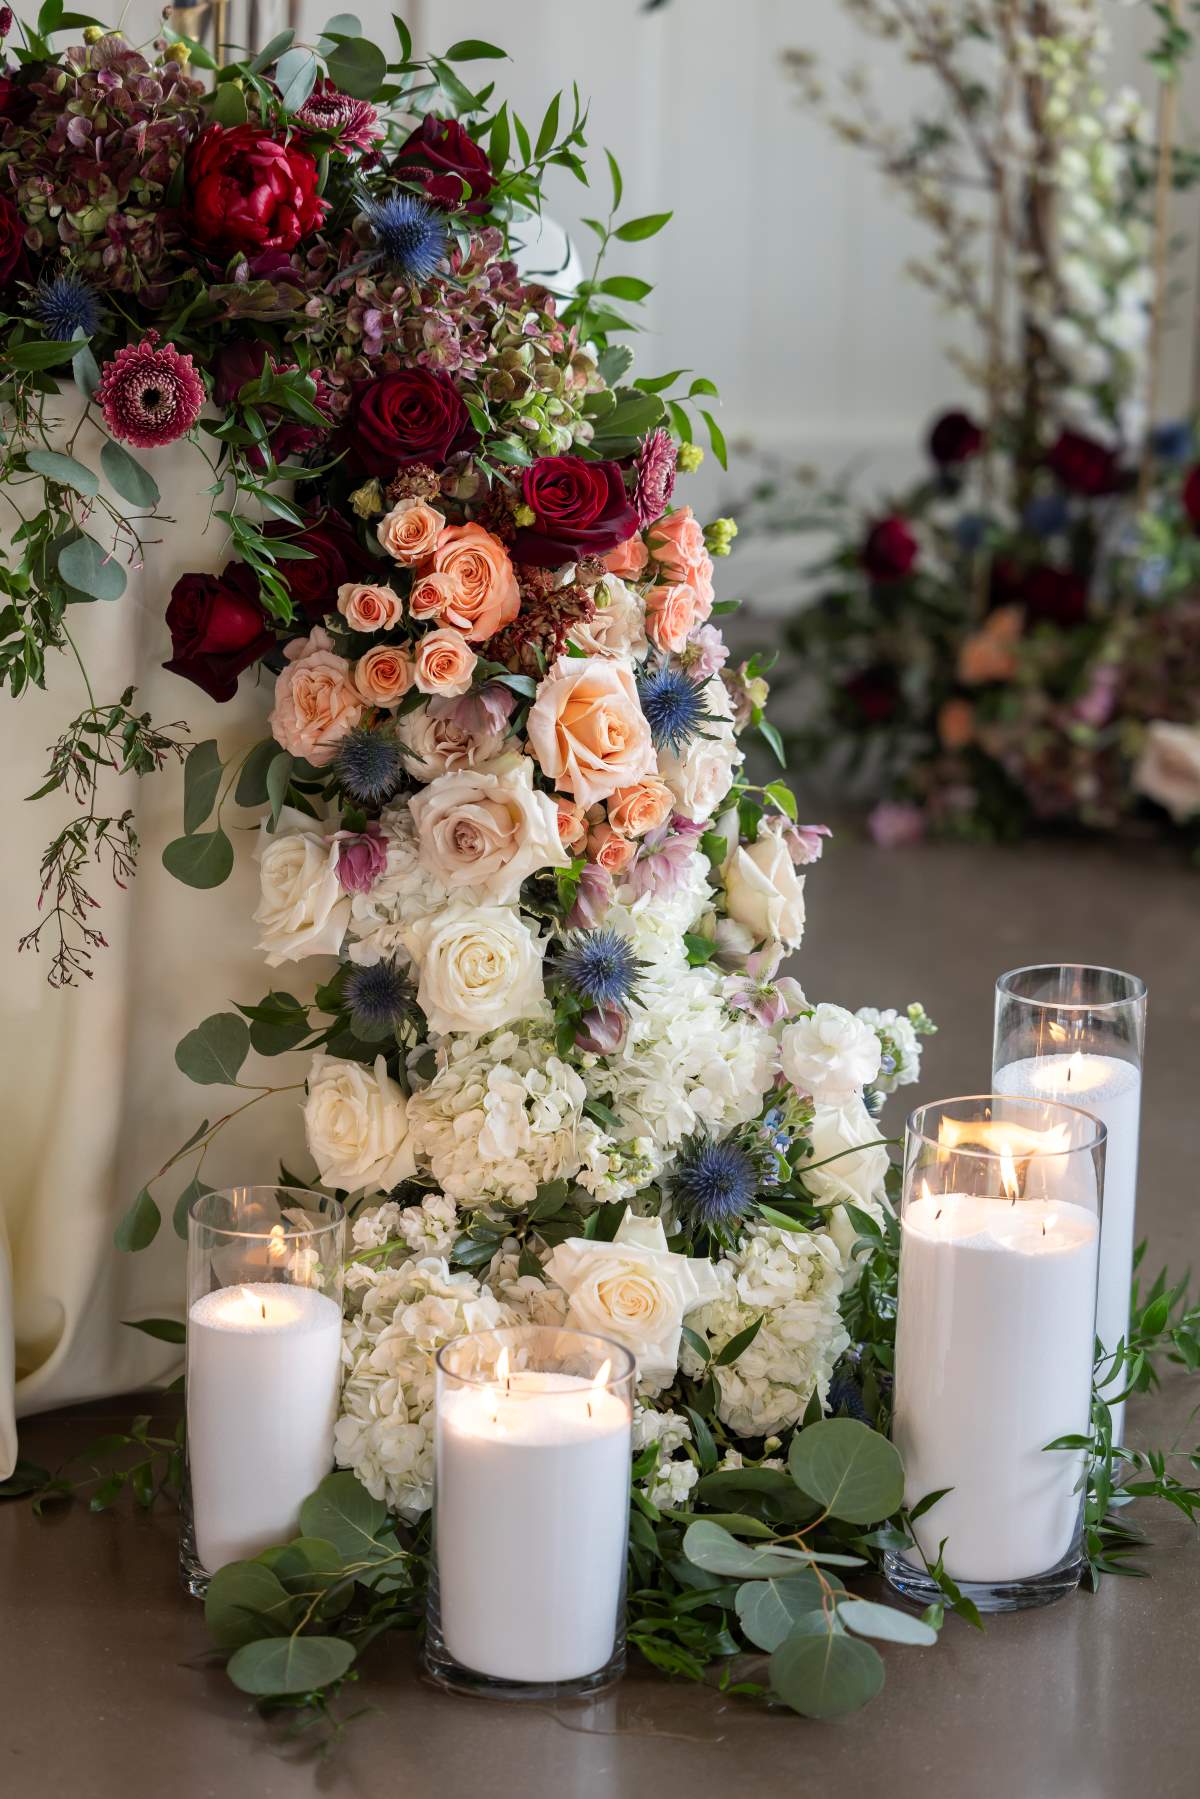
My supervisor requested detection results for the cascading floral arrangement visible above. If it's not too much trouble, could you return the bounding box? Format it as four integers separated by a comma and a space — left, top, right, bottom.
751, 0, 1200, 855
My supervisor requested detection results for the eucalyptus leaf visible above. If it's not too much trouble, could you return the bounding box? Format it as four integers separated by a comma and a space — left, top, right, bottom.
71, 341, 100, 398
788, 1418, 905, 1526
683, 1520, 821, 1578
162, 827, 234, 889
206, 1561, 303, 1651
837, 1597, 938, 1646
100, 439, 160, 508
235, 738, 282, 807
325, 34, 386, 99
183, 740, 223, 835
26, 449, 98, 497
770, 1626, 884, 1719
298, 1471, 390, 1560
228, 1634, 355, 1697
174, 1012, 250, 1086
57, 533, 127, 601
122, 1316, 185, 1345
735, 1572, 832, 1652
275, 47, 318, 112
113, 1187, 160, 1253
173, 1171, 212, 1240
266, 752, 293, 829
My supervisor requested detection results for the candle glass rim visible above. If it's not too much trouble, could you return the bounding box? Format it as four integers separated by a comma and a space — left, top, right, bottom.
995, 963, 1147, 1012
436, 1325, 636, 1394
188, 1184, 345, 1243
907, 1094, 1108, 1161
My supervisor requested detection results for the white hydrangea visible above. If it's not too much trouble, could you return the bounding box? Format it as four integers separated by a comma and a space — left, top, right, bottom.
486, 1242, 571, 1327
855, 1005, 924, 1094
682, 1225, 849, 1437
345, 805, 458, 967
606, 852, 714, 960
335, 1255, 516, 1520
348, 1192, 458, 1262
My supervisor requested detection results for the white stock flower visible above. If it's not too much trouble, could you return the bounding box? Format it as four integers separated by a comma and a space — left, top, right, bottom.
409, 756, 568, 901
346, 806, 454, 967
855, 1006, 924, 1094
402, 902, 546, 1038
304, 1053, 416, 1195
253, 807, 350, 966
781, 1003, 882, 1105
800, 1097, 890, 1211
350, 1193, 458, 1260
723, 833, 806, 950
657, 676, 742, 822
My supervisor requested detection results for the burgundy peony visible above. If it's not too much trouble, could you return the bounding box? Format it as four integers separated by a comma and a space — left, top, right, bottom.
263, 510, 372, 619
842, 666, 900, 725
514, 457, 638, 564
1021, 564, 1089, 628
164, 562, 274, 701
0, 192, 26, 286
928, 409, 984, 466
1182, 465, 1200, 527
862, 516, 918, 582
348, 368, 474, 476
393, 114, 495, 213
185, 123, 327, 257
1045, 430, 1120, 498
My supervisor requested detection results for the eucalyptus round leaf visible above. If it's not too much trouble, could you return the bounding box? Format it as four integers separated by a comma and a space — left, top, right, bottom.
788, 1418, 905, 1525
162, 827, 234, 889
276, 46, 319, 113
57, 532, 127, 601
113, 1186, 160, 1253
299, 1471, 390, 1560
174, 1012, 251, 1086
325, 34, 386, 99
770, 1625, 885, 1720
838, 1598, 939, 1647
100, 439, 160, 508
26, 449, 99, 497
205, 1561, 301, 1651
683, 1519, 818, 1579
735, 1571, 834, 1652
182, 739, 223, 835
226, 1633, 355, 1697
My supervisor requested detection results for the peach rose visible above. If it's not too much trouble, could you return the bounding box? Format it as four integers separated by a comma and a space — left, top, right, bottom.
556, 799, 589, 854
645, 581, 700, 655
938, 697, 975, 750
354, 643, 415, 707
414, 627, 478, 697
409, 571, 459, 622
588, 823, 636, 876
603, 535, 649, 580
648, 506, 714, 614
269, 626, 363, 767
377, 500, 445, 565
429, 523, 520, 642
336, 581, 403, 633
958, 605, 1022, 685
527, 654, 656, 807
607, 777, 674, 839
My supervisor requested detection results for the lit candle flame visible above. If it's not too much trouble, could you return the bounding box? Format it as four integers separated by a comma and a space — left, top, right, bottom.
593, 1358, 612, 1390
1067, 1051, 1085, 1086
999, 1142, 1020, 1202
496, 1345, 510, 1384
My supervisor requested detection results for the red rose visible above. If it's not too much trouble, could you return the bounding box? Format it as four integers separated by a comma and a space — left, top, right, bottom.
928, 409, 984, 466
185, 123, 327, 257
163, 562, 274, 701
0, 192, 27, 286
842, 666, 899, 724
862, 516, 918, 582
513, 457, 638, 564
212, 339, 269, 406
393, 114, 495, 214
1182, 465, 1200, 527
1045, 430, 1120, 497
348, 369, 474, 476
262, 510, 371, 618
1021, 565, 1088, 628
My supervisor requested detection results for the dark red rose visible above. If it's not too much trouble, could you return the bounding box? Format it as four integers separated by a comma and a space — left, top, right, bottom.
513, 457, 638, 564
263, 510, 371, 619
212, 339, 269, 407
393, 114, 495, 214
348, 368, 474, 476
0, 68, 35, 128
163, 562, 274, 701
1045, 430, 1120, 497
928, 409, 984, 466
1182, 465, 1200, 527
1021, 564, 1089, 628
185, 124, 327, 257
862, 516, 918, 582
0, 192, 26, 286
842, 666, 899, 725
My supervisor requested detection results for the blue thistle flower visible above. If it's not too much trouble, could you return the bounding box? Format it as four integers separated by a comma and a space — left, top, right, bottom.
361, 193, 448, 280
557, 928, 641, 1010
827, 1366, 871, 1424
672, 1133, 759, 1231
1021, 494, 1070, 538
31, 273, 102, 341
333, 728, 407, 806
952, 511, 993, 552
637, 665, 709, 754
343, 961, 415, 1039
1150, 420, 1192, 462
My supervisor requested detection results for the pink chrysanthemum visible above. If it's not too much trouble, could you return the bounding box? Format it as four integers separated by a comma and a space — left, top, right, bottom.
95, 332, 204, 449
294, 79, 384, 154
632, 426, 677, 528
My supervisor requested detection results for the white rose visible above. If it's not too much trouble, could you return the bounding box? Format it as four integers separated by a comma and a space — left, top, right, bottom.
568, 577, 648, 661
395, 700, 507, 783
800, 1098, 890, 1210
253, 807, 351, 966
409, 757, 568, 902
1133, 721, 1200, 823
657, 677, 742, 822
781, 1003, 881, 1104
723, 832, 806, 949
826, 1195, 887, 1289
402, 902, 546, 1038
544, 1210, 722, 1391
304, 1053, 416, 1194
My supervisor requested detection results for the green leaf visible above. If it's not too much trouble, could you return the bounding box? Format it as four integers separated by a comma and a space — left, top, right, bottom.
298, 1471, 390, 1561
57, 533, 127, 602
764, 780, 797, 822
758, 719, 786, 767
714, 1314, 764, 1367
788, 1419, 905, 1526
597, 344, 634, 386
680, 1323, 710, 1365
489, 101, 510, 175
770, 1626, 884, 1719
26, 450, 98, 497
173, 1170, 212, 1241
6, 339, 79, 370
605, 147, 623, 211
243, 990, 310, 1058
274, 46, 318, 112
444, 37, 507, 59
122, 1317, 185, 1344
114, 1187, 161, 1253
235, 738, 282, 808
614, 210, 673, 242
162, 828, 234, 889
683, 1520, 824, 1579
599, 275, 652, 301
326, 35, 387, 100
247, 28, 294, 73
174, 1012, 251, 1086
227, 1634, 355, 1697
183, 740, 223, 835
266, 752, 293, 828
735, 1572, 829, 1651
535, 92, 561, 159
0, 1458, 53, 1498
100, 439, 160, 508
211, 80, 249, 127
837, 1598, 938, 1646
700, 409, 728, 470
72, 341, 100, 399
206, 1561, 302, 1651
321, 11, 362, 42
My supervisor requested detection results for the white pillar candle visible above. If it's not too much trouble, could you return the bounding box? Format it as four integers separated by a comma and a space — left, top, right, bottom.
436, 1369, 630, 1684
187, 1281, 342, 1574
893, 1191, 1099, 1583
995, 1052, 1140, 1436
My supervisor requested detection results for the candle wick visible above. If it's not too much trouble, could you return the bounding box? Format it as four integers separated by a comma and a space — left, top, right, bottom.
587, 1401, 592, 1419
261, 1302, 267, 1320
935, 1209, 942, 1221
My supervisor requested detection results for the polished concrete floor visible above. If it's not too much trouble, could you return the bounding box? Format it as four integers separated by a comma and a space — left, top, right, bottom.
3, 831, 1198, 1798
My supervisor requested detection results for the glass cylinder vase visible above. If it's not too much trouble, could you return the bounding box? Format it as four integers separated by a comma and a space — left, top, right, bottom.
993, 964, 1146, 1441
180, 1185, 345, 1596
425, 1325, 635, 1700
884, 1095, 1106, 1613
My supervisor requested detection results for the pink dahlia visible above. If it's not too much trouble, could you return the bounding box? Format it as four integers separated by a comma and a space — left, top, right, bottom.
96, 333, 204, 449
632, 426, 677, 529
294, 79, 384, 154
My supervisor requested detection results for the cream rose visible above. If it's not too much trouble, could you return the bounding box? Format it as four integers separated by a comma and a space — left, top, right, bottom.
409, 758, 569, 901
568, 576, 648, 661
303, 1053, 416, 1194
607, 777, 674, 838
336, 581, 403, 633
781, 1004, 881, 1105
657, 676, 741, 822
527, 654, 656, 807
429, 523, 520, 642
800, 1098, 890, 1210
401, 902, 546, 1038
724, 831, 807, 949
544, 1211, 722, 1391
376, 500, 445, 565
354, 642, 415, 707
253, 807, 351, 966
1133, 721, 1200, 822
396, 700, 506, 782
268, 626, 364, 766
414, 627, 477, 697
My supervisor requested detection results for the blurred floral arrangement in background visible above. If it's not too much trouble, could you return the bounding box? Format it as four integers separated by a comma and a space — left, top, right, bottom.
747, 0, 1200, 855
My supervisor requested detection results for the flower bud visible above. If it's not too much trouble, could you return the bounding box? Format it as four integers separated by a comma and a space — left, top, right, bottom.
676, 442, 704, 473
